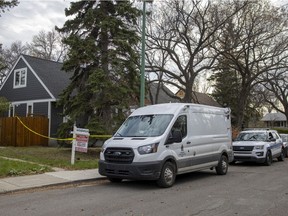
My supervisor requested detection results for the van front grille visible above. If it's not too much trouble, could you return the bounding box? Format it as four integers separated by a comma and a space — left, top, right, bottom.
104, 147, 134, 164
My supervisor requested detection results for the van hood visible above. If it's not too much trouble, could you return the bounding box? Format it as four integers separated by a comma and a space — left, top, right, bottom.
103, 136, 163, 149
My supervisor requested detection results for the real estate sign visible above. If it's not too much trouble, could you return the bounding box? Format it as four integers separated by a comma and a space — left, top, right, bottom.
71, 126, 90, 164
75, 134, 89, 153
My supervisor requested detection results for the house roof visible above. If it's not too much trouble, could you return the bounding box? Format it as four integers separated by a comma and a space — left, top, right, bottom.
148, 83, 221, 107
261, 113, 287, 122
21, 55, 70, 99
148, 83, 180, 104
192, 92, 221, 107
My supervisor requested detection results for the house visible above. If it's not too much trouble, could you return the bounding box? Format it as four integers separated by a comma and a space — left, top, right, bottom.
0, 54, 70, 141
261, 112, 287, 128
175, 89, 221, 107
146, 83, 221, 107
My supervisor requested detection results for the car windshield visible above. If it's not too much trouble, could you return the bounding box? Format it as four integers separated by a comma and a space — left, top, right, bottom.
235, 132, 267, 141
115, 114, 173, 137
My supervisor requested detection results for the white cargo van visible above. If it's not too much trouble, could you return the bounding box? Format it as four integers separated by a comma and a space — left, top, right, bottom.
99, 103, 233, 187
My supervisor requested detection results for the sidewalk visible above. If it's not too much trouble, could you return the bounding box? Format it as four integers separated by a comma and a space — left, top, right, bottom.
0, 169, 106, 194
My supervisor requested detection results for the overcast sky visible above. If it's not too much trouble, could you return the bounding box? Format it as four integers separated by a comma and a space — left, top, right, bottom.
0, 0, 71, 49
0, 0, 288, 49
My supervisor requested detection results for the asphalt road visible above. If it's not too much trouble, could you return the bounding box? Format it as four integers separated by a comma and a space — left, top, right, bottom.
1, 159, 288, 216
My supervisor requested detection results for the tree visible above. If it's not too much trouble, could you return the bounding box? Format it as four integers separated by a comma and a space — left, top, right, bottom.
0, 0, 19, 79
211, 0, 288, 129
144, 0, 248, 103
0, 41, 27, 84
26, 29, 68, 62
260, 70, 288, 126
0, 96, 9, 117
209, 62, 241, 125
0, 0, 18, 16
56, 0, 141, 134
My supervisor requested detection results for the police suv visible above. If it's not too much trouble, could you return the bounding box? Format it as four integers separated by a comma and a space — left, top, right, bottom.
232, 129, 285, 166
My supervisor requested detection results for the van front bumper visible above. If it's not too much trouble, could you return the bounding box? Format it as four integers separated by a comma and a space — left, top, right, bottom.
98, 160, 162, 180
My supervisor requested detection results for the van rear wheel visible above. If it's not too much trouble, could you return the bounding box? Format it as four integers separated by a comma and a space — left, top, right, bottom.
157, 162, 176, 188
216, 155, 228, 175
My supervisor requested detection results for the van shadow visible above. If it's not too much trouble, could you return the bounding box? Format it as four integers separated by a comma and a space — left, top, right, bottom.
102, 170, 216, 190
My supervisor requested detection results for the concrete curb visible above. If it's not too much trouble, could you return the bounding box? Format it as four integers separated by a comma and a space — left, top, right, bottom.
0, 169, 106, 195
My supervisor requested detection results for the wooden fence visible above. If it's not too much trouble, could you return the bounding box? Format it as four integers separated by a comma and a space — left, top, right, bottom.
0, 116, 49, 147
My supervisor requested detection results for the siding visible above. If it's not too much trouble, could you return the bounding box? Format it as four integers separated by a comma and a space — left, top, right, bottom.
14, 104, 26, 116
50, 102, 63, 136
34, 102, 48, 116
0, 59, 51, 101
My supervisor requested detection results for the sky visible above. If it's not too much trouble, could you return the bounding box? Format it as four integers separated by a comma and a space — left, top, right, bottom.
0, 0, 71, 49
0, 0, 288, 49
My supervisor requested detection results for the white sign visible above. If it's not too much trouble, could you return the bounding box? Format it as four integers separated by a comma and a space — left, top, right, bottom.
71, 125, 90, 165
75, 134, 89, 153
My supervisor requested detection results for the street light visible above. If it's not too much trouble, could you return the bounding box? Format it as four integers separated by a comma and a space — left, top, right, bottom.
140, 0, 153, 107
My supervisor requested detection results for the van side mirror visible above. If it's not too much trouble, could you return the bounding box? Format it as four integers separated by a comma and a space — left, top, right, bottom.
166, 130, 182, 144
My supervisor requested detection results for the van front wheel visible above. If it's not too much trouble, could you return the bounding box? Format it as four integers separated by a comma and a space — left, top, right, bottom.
157, 162, 176, 188
216, 155, 228, 175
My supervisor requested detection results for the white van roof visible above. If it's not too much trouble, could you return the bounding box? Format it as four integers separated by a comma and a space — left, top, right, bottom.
130, 103, 228, 116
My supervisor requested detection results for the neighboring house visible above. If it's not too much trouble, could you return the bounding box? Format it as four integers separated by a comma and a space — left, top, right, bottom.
147, 83, 180, 104
175, 89, 221, 107
0, 54, 70, 139
147, 83, 221, 107
261, 112, 287, 128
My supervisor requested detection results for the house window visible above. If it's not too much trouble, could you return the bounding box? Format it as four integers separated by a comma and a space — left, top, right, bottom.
14, 68, 27, 88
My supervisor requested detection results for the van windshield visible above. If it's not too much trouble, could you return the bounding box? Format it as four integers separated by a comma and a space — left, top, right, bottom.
115, 114, 173, 137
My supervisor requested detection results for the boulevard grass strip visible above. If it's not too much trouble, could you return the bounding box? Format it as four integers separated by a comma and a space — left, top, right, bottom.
0, 157, 52, 178
0, 147, 100, 171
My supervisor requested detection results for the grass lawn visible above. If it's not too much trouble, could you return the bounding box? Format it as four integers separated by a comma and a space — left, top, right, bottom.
0, 146, 101, 178
0, 158, 52, 178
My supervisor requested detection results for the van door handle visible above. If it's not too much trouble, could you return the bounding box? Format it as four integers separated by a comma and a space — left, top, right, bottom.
186, 141, 191, 144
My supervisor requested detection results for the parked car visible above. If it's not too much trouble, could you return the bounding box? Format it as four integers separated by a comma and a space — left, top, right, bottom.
279, 134, 288, 158
99, 103, 233, 188
232, 129, 285, 166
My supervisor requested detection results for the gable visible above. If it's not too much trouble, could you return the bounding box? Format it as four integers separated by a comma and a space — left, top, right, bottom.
0, 56, 52, 102
0, 55, 71, 103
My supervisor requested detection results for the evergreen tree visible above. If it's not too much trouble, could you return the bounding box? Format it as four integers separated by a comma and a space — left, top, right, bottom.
209, 62, 241, 127
0, 0, 18, 15
57, 0, 141, 135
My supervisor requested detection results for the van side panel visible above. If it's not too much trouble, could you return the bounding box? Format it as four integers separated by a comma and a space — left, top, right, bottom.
176, 108, 231, 174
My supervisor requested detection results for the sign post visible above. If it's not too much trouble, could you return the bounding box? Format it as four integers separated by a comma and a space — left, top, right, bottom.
71, 125, 90, 165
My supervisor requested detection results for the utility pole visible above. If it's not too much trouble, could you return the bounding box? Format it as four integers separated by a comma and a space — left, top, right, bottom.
140, 0, 147, 107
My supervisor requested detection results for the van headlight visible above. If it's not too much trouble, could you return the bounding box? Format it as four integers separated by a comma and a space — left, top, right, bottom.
254, 145, 264, 150
138, 143, 159, 155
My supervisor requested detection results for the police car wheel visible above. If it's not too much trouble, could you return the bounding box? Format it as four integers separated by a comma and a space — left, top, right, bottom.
277, 149, 285, 161
264, 151, 272, 166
